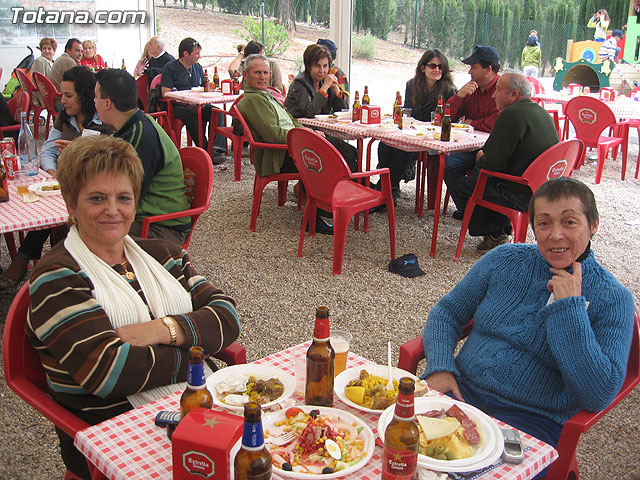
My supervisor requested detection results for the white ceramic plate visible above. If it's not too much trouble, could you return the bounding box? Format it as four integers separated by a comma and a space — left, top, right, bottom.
191, 86, 204, 92
28, 181, 61, 196
264, 405, 374, 479
371, 122, 398, 131
334, 365, 422, 414
206, 364, 296, 413
314, 114, 337, 121
378, 396, 502, 473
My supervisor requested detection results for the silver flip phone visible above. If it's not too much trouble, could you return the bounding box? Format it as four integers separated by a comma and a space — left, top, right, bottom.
501, 428, 525, 464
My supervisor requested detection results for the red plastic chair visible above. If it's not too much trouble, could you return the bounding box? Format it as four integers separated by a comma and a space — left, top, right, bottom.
526, 76, 565, 139
287, 128, 396, 275
139, 146, 214, 250
209, 96, 247, 181
14, 68, 44, 139
267, 86, 286, 105
151, 74, 190, 148
4, 283, 246, 480
31, 72, 61, 138
455, 139, 584, 261
148, 111, 178, 146
234, 101, 301, 232
0, 91, 29, 138
564, 96, 629, 184
136, 74, 150, 112
398, 308, 640, 480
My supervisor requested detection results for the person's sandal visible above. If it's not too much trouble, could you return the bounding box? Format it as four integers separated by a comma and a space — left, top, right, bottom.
0, 274, 19, 289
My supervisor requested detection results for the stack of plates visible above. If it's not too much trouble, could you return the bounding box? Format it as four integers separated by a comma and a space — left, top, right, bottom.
377, 397, 503, 473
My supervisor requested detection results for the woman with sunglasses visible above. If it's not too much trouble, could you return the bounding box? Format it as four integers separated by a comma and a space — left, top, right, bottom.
372, 49, 456, 207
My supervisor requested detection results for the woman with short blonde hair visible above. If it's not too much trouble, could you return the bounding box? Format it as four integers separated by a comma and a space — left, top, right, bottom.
80, 39, 106, 69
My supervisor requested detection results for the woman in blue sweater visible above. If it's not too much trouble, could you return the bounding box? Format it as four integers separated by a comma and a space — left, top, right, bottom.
423, 178, 634, 470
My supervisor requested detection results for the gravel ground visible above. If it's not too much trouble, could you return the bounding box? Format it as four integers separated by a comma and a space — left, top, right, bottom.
1, 7, 639, 479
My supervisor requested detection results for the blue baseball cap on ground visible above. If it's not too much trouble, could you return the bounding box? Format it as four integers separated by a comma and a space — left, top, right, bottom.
389, 254, 425, 278
462, 45, 500, 65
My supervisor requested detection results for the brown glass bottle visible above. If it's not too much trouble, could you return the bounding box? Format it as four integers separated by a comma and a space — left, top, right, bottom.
352, 91, 362, 122
232, 73, 241, 94
213, 66, 220, 89
393, 95, 403, 128
305, 306, 335, 406
381, 377, 419, 480
440, 104, 452, 142
234, 402, 272, 480
433, 95, 444, 126
0, 165, 9, 202
362, 85, 370, 105
204, 69, 210, 92
180, 346, 213, 418
121, 59, 126, 70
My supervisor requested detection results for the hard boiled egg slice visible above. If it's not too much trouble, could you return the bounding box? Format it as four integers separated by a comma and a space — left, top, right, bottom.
324, 439, 342, 460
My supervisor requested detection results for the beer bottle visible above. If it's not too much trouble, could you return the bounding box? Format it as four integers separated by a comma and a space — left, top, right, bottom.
0, 164, 9, 203
121, 59, 126, 70
362, 85, 370, 105
305, 306, 335, 406
393, 94, 403, 128
204, 69, 210, 92
433, 95, 444, 126
392, 91, 400, 115
381, 377, 419, 480
180, 346, 213, 418
440, 104, 452, 142
352, 91, 362, 122
234, 402, 272, 480
213, 66, 220, 90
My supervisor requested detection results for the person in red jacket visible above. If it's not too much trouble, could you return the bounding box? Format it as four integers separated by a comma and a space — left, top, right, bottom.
444, 45, 501, 219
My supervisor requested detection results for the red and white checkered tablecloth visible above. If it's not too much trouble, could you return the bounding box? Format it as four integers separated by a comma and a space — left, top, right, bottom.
74, 345, 557, 480
0, 172, 68, 234
371, 129, 490, 154
298, 118, 374, 142
532, 92, 640, 121
163, 90, 240, 106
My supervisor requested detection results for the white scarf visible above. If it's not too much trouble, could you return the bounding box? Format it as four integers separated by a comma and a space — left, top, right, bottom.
64, 226, 205, 407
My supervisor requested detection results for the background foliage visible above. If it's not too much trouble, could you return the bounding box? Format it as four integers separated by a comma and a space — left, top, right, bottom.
158, 0, 631, 74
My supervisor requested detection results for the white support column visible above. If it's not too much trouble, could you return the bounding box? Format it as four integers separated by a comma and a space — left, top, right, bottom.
329, 0, 353, 87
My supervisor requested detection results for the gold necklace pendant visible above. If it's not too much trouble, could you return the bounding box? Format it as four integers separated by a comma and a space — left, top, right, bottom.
120, 260, 136, 280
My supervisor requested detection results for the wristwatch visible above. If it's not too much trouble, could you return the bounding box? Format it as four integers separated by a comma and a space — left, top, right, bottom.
161, 316, 177, 346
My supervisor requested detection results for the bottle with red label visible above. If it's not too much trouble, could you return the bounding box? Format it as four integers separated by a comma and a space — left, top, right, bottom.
121, 59, 126, 70
234, 402, 272, 480
232, 73, 241, 95
362, 85, 370, 105
213, 66, 220, 90
203, 69, 210, 92
352, 91, 362, 122
393, 94, 403, 128
433, 95, 444, 126
305, 306, 335, 406
382, 377, 419, 479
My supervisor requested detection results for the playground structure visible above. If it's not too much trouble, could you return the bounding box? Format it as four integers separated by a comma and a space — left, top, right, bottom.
552, 0, 640, 94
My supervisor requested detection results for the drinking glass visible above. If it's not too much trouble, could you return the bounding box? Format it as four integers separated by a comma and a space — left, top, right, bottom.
330, 330, 352, 377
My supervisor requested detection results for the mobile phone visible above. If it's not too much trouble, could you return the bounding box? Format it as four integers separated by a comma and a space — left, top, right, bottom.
154, 410, 181, 428
501, 429, 524, 464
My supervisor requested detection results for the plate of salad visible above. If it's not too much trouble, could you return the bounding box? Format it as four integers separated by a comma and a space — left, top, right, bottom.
263, 405, 374, 478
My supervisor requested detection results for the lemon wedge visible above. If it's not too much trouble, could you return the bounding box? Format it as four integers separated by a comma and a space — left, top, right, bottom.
345, 386, 365, 405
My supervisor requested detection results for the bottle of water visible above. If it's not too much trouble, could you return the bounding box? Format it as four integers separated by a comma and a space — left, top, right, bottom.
17, 111, 39, 175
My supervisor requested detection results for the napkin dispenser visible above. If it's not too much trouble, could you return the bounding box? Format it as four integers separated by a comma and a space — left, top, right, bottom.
172, 407, 243, 479
361, 105, 381, 124
220, 79, 233, 95
599, 87, 616, 102
568, 83, 581, 95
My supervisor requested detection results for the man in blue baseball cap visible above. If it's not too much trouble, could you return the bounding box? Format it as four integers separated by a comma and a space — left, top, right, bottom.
443, 45, 501, 220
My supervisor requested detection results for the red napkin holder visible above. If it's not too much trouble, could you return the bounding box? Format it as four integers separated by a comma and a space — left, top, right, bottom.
361, 105, 381, 124
599, 87, 616, 102
568, 83, 581, 95
172, 407, 243, 479
220, 79, 233, 95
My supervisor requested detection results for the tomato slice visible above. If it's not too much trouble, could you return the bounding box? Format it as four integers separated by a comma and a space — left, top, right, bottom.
285, 407, 304, 418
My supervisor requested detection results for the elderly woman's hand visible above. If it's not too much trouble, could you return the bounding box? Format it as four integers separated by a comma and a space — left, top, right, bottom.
425, 371, 465, 401
116, 318, 185, 347
320, 73, 339, 94
548, 261, 582, 300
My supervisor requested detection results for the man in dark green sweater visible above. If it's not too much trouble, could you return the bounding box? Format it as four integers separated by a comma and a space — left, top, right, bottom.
450, 71, 559, 252
95, 69, 191, 245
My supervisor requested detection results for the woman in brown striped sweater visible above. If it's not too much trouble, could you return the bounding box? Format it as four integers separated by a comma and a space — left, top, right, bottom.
26, 136, 241, 479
